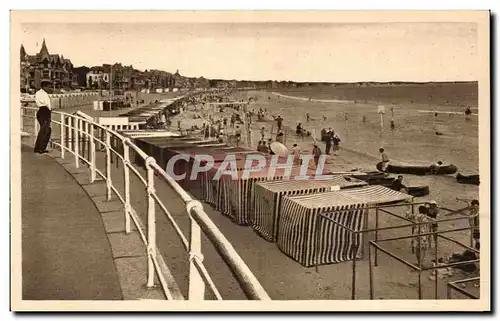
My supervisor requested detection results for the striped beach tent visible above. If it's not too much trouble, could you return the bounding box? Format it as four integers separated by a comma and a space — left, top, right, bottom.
217, 164, 320, 226
200, 155, 270, 207
337, 185, 413, 205
253, 177, 368, 242
277, 192, 367, 267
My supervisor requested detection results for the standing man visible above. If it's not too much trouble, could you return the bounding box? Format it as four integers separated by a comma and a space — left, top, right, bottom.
292, 144, 301, 165
260, 126, 266, 141
379, 148, 390, 171
277, 116, 283, 131
276, 130, 285, 144
34, 88, 52, 154
332, 132, 341, 155
325, 133, 332, 155
426, 200, 440, 248
312, 144, 322, 168
235, 126, 242, 147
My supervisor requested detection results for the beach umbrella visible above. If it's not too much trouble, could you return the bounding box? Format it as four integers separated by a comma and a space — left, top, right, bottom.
270, 142, 288, 157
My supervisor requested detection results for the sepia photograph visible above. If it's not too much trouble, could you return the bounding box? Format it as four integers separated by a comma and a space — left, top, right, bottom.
10, 10, 490, 312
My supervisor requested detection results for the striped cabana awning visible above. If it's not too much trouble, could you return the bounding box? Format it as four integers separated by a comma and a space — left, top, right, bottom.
338, 185, 413, 205
277, 192, 367, 267
253, 179, 356, 242
217, 165, 322, 226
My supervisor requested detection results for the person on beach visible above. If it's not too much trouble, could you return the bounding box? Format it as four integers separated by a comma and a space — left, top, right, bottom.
235, 126, 242, 146
426, 200, 439, 248
390, 120, 395, 131
276, 130, 285, 144
379, 148, 390, 171
296, 123, 303, 136
230, 115, 236, 128
362, 115, 367, 123
449, 199, 480, 249
306, 113, 310, 122
276, 116, 283, 131
469, 200, 480, 249
260, 141, 270, 154
33, 88, 52, 154
332, 133, 341, 155
312, 144, 322, 168
325, 133, 332, 155
260, 126, 266, 141
407, 206, 431, 266
390, 175, 408, 193
217, 129, 225, 143
292, 144, 301, 165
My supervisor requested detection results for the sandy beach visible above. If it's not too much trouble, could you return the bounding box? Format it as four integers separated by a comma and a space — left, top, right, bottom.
164, 85, 481, 299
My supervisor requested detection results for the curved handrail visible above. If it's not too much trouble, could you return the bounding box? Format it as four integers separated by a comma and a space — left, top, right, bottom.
20, 100, 271, 301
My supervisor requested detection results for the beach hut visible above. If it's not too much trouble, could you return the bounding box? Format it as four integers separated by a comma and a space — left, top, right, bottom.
216, 164, 324, 226
277, 192, 367, 267
196, 151, 268, 205
276, 186, 412, 267
253, 177, 368, 242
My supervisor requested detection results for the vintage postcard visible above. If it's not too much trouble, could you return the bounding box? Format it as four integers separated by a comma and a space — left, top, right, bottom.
10, 10, 490, 311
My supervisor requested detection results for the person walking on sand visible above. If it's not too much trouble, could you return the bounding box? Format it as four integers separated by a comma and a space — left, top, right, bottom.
33, 88, 52, 154
325, 133, 332, 155
276, 130, 285, 144
332, 132, 341, 155
292, 144, 301, 165
379, 148, 390, 171
312, 144, 322, 168
426, 200, 440, 249
235, 126, 242, 146
306, 113, 310, 122
407, 206, 431, 266
260, 126, 266, 141
276, 116, 283, 131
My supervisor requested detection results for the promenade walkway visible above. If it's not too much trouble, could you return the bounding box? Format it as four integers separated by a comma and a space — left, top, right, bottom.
21, 144, 122, 300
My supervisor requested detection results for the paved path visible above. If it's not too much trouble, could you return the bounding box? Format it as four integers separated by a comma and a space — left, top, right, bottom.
21, 144, 122, 300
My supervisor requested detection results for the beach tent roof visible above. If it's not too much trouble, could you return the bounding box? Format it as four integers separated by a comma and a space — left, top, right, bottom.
338, 185, 412, 205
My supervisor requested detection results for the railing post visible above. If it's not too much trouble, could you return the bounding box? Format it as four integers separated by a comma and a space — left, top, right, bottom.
68, 117, 73, 153
60, 113, 65, 159
186, 200, 206, 300
105, 131, 112, 201
123, 138, 131, 234
145, 157, 157, 288
83, 121, 88, 161
74, 117, 80, 168
89, 124, 96, 182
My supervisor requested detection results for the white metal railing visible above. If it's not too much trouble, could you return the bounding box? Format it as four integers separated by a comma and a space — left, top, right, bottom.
21, 105, 271, 301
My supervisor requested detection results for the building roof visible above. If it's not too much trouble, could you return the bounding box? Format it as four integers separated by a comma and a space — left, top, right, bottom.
39, 39, 50, 60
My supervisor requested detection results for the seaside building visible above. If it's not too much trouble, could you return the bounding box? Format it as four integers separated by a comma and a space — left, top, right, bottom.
86, 65, 111, 89
20, 39, 76, 93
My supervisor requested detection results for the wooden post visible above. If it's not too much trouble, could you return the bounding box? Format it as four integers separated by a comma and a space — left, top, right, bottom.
434, 230, 439, 299
375, 208, 379, 266
369, 243, 374, 300
351, 231, 358, 300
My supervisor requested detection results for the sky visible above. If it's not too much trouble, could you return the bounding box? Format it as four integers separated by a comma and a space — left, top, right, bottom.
19, 22, 478, 82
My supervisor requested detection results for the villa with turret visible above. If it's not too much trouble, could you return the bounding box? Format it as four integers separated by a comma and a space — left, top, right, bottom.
20, 39, 77, 93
